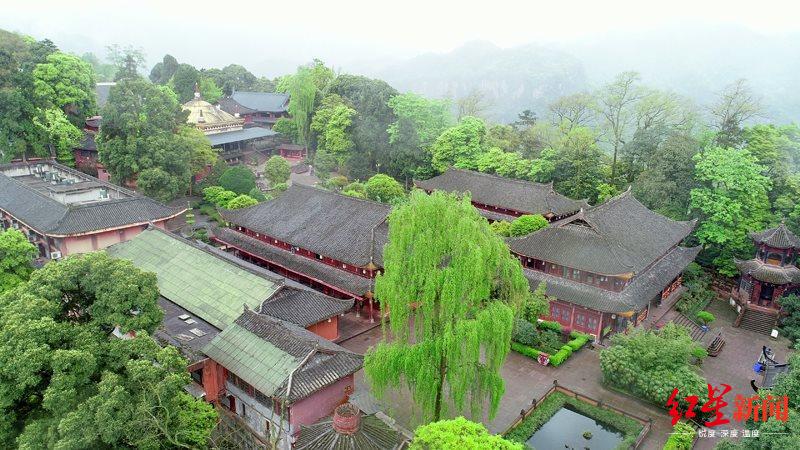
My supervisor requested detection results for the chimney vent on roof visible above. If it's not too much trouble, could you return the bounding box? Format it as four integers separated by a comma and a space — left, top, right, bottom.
332, 403, 360, 435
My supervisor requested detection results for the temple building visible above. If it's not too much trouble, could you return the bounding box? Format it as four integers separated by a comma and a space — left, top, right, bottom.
0, 160, 183, 259
212, 184, 390, 321
507, 189, 700, 340
106, 228, 361, 447
217, 91, 290, 128
72, 116, 111, 181
182, 90, 277, 163
415, 168, 587, 222
734, 223, 800, 334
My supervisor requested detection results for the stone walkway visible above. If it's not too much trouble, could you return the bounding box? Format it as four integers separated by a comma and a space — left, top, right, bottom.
339, 326, 675, 450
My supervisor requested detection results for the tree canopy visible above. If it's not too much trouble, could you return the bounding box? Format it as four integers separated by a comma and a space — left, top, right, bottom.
264, 155, 291, 186
0, 229, 37, 294
219, 165, 256, 194
364, 190, 530, 422
410, 417, 523, 450
0, 252, 218, 448
364, 174, 404, 204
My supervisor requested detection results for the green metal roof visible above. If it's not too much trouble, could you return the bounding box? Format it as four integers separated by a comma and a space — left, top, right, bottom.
203, 322, 297, 396
106, 228, 279, 329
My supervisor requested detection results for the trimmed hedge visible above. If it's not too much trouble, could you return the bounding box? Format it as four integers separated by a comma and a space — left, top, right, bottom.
505, 391, 643, 449
511, 342, 541, 359
537, 320, 562, 332
663, 421, 695, 450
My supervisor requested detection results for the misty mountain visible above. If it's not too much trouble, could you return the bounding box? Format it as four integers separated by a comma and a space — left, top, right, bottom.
371, 26, 800, 124
375, 41, 586, 123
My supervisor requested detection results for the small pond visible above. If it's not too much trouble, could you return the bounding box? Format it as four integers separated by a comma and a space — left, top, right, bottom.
526, 405, 624, 450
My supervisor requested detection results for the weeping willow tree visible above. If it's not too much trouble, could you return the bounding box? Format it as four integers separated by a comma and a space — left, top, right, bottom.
364, 190, 531, 422
277, 67, 316, 146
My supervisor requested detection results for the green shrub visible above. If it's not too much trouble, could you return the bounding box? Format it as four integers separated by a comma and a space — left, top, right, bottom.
509, 214, 548, 237
511, 319, 539, 347
691, 347, 708, 360
325, 175, 349, 190
219, 165, 256, 194
696, 311, 715, 325
567, 335, 590, 351
549, 346, 573, 366
248, 188, 268, 202
511, 342, 541, 359
491, 220, 512, 237
537, 320, 562, 333
535, 329, 563, 354
663, 421, 696, 450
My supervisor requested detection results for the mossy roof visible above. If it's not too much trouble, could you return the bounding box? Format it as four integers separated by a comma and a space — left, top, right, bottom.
106, 228, 279, 329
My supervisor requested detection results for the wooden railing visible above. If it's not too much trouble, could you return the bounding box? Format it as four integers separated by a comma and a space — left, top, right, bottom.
503, 380, 652, 449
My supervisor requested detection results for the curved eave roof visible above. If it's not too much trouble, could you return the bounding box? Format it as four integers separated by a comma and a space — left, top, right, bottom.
735, 259, 800, 285
524, 245, 700, 313
749, 224, 800, 249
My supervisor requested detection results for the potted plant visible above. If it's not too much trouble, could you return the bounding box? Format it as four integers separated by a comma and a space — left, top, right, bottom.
696, 311, 715, 332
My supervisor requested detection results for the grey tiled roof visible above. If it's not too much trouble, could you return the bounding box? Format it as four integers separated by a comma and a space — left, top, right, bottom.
749, 223, 800, 249
212, 227, 374, 298
221, 184, 390, 267
509, 190, 697, 275
221, 91, 289, 113
260, 286, 353, 327
735, 259, 800, 284
206, 127, 277, 147
524, 245, 701, 313
294, 413, 408, 449
0, 163, 182, 236
415, 168, 585, 216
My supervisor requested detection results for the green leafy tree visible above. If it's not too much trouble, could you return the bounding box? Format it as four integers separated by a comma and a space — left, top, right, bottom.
387, 93, 452, 181
431, 116, 487, 172
633, 132, 699, 220
218, 165, 256, 194
0, 229, 37, 293
710, 79, 763, 149
148, 54, 179, 85
181, 126, 218, 176
97, 78, 190, 188
226, 194, 259, 209
264, 155, 291, 186
311, 94, 357, 167
551, 126, 606, 202
342, 181, 366, 198
599, 323, 708, 408
33, 107, 83, 166
364, 191, 530, 421
475, 147, 532, 180
137, 167, 184, 202
509, 214, 548, 237
32, 51, 97, 126
277, 65, 318, 146
365, 174, 404, 204
169, 63, 201, 103
522, 282, 552, 324
198, 77, 223, 103
81, 51, 117, 82
779, 295, 800, 344
107, 44, 146, 81
327, 74, 398, 179
594, 71, 643, 182
410, 417, 523, 450
248, 187, 268, 202
490, 220, 512, 237
273, 118, 299, 143
690, 147, 772, 275
0, 252, 217, 448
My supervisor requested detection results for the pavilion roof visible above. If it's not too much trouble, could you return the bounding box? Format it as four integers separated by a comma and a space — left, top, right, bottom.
294, 412, 409, 449
508, 190, 697, 275
206, 127, 277, 147
735, 258, 800, 285
414, 168, 587, 217
221, 184, 390, 267
0, 161, 182, 236
524, 245, 701, 313
749, 223, 800, 249
203, 309, 363, 403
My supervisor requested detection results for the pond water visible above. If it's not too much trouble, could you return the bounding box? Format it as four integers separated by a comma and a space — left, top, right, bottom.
526, 405, 624, 450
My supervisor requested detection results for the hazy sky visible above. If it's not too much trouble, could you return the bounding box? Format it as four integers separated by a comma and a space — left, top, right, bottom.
4, 0, 800, 76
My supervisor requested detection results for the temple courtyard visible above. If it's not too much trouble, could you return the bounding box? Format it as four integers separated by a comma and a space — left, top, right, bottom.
339, 297, 793, 450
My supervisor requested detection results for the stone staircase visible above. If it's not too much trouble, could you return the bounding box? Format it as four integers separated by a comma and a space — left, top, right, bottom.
737, 308, 779, 335
672, 314, 726, 356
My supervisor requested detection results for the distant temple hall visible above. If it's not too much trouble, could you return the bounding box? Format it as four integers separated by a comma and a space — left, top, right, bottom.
218, 91, 290, 128
183, 89, 277, 163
